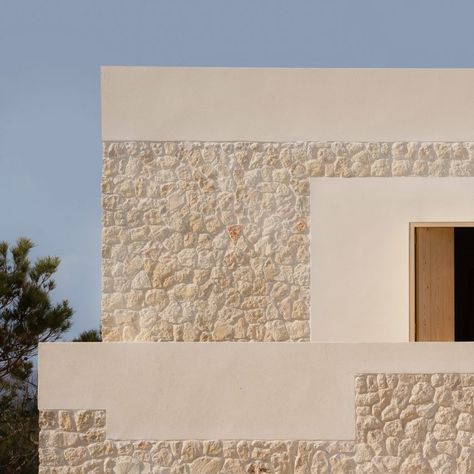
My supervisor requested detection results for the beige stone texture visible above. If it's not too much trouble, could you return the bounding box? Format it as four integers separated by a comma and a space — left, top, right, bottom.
102, 141, 312, 342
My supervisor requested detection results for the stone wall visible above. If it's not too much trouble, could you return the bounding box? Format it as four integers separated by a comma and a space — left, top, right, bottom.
102, 141, 474, 342
39, 373, 474, 473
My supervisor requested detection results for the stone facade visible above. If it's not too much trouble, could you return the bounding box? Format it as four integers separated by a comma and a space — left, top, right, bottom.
39, 373, 474, 473
88, 140, 474, 472
102, 141, 474, 342
102, 141, 311, 342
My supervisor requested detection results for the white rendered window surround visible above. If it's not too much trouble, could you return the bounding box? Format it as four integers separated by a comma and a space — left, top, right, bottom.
310, 177, 474, 343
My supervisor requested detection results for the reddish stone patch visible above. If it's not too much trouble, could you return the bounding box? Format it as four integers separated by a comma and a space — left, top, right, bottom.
294, 219, 308, 232
227, 225, 242, 242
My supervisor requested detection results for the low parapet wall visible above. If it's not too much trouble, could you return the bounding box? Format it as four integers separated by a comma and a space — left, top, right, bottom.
39, 342, 474, 441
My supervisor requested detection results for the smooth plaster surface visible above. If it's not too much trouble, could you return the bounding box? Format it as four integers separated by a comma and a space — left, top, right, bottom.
102, 67, 474, 142
311, 178, 474, 343
39, 342, 474, 440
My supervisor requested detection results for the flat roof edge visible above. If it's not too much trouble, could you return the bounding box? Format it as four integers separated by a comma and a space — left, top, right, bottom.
101, 67, 474, 142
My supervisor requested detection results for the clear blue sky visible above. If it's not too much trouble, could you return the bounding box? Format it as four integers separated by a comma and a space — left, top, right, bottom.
2, 1, 474, 338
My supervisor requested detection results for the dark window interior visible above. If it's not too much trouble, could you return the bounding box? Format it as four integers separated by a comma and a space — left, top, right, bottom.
455, 227, 474, 341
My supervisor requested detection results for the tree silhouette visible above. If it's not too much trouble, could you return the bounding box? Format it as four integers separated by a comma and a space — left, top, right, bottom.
0, 238, 74, 473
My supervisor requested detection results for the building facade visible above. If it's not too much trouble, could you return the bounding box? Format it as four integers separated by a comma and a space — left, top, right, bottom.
39, 68, 474, 473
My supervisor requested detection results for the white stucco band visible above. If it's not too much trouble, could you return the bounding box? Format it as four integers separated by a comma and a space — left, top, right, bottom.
39, 342, 474, 441
311, 177, 474, 342
102, 67, 474, 142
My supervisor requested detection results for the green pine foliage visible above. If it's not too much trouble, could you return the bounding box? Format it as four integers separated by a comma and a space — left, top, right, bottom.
72, 328, 102, 342
0, 238, 74, 381
0, 238, 79, 472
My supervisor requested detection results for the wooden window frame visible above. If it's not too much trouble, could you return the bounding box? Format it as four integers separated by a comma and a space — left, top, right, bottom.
409, 222, 474, 341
